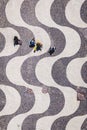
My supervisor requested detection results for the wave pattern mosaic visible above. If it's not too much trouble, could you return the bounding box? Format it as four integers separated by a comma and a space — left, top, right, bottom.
0, 0, 87, 130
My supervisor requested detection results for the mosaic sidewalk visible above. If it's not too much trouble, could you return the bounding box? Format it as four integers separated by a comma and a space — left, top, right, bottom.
0, 0, 87, 130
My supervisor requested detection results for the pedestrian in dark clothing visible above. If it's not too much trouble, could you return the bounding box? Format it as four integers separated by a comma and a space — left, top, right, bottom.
36, 42, 42, 51
14, 36, 22, 46
48, 46, 56, 55
29, 38, 35, 47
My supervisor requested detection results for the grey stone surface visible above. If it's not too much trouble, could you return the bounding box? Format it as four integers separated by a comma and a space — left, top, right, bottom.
22, 87, 64, 130
0, 33, 5, 52
0, 0, 87, 130
81, 0, 87, 23
82, 62, 87, 83
0, 90, 6, 111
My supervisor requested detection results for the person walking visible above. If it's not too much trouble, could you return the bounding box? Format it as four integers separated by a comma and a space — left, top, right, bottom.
29, 38, 35, 47
33, 41, 43, 52
36, 42, 42, 51
48, 46, 56, 55
14, 36, 22, 46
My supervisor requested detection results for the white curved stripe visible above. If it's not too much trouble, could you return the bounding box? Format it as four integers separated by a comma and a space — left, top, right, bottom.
7, 88, 50, 130
6, 0, 25, 26
36, 58, 54, 86
67, 57, 87, 87
6, 39, 50, 87
35, 0, 81, 87
0, 85, 21, 116
0, 28, 19, 56
6, 50, 50, 129
66, 115, 87, 130
35, 0, 55, 26
35, 0, 81, 130
6, 1, 80, 130
36, 87, 79, 130
35, 57, 80, 130
6, 0, 51, 114
65, 0, 87, 28
6, 0, 51, 129
6, 56, 50, 130
35, 0, 81, 57
6, 56, 29, 86
5, 0, 51, 55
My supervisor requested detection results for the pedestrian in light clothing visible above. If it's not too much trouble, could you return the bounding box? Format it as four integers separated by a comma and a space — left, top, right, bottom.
33, 41, 43, 52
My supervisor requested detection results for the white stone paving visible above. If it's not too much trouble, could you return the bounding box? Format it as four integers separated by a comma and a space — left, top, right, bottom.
35, 0, 81, 129
0, 28, 19, 56
0, 0, 86, 130
67, 57, 87, 87
0, 85, 21, 116
5, 0, 51, 130
66, 115, 87, 130
65, 0, 87, 28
